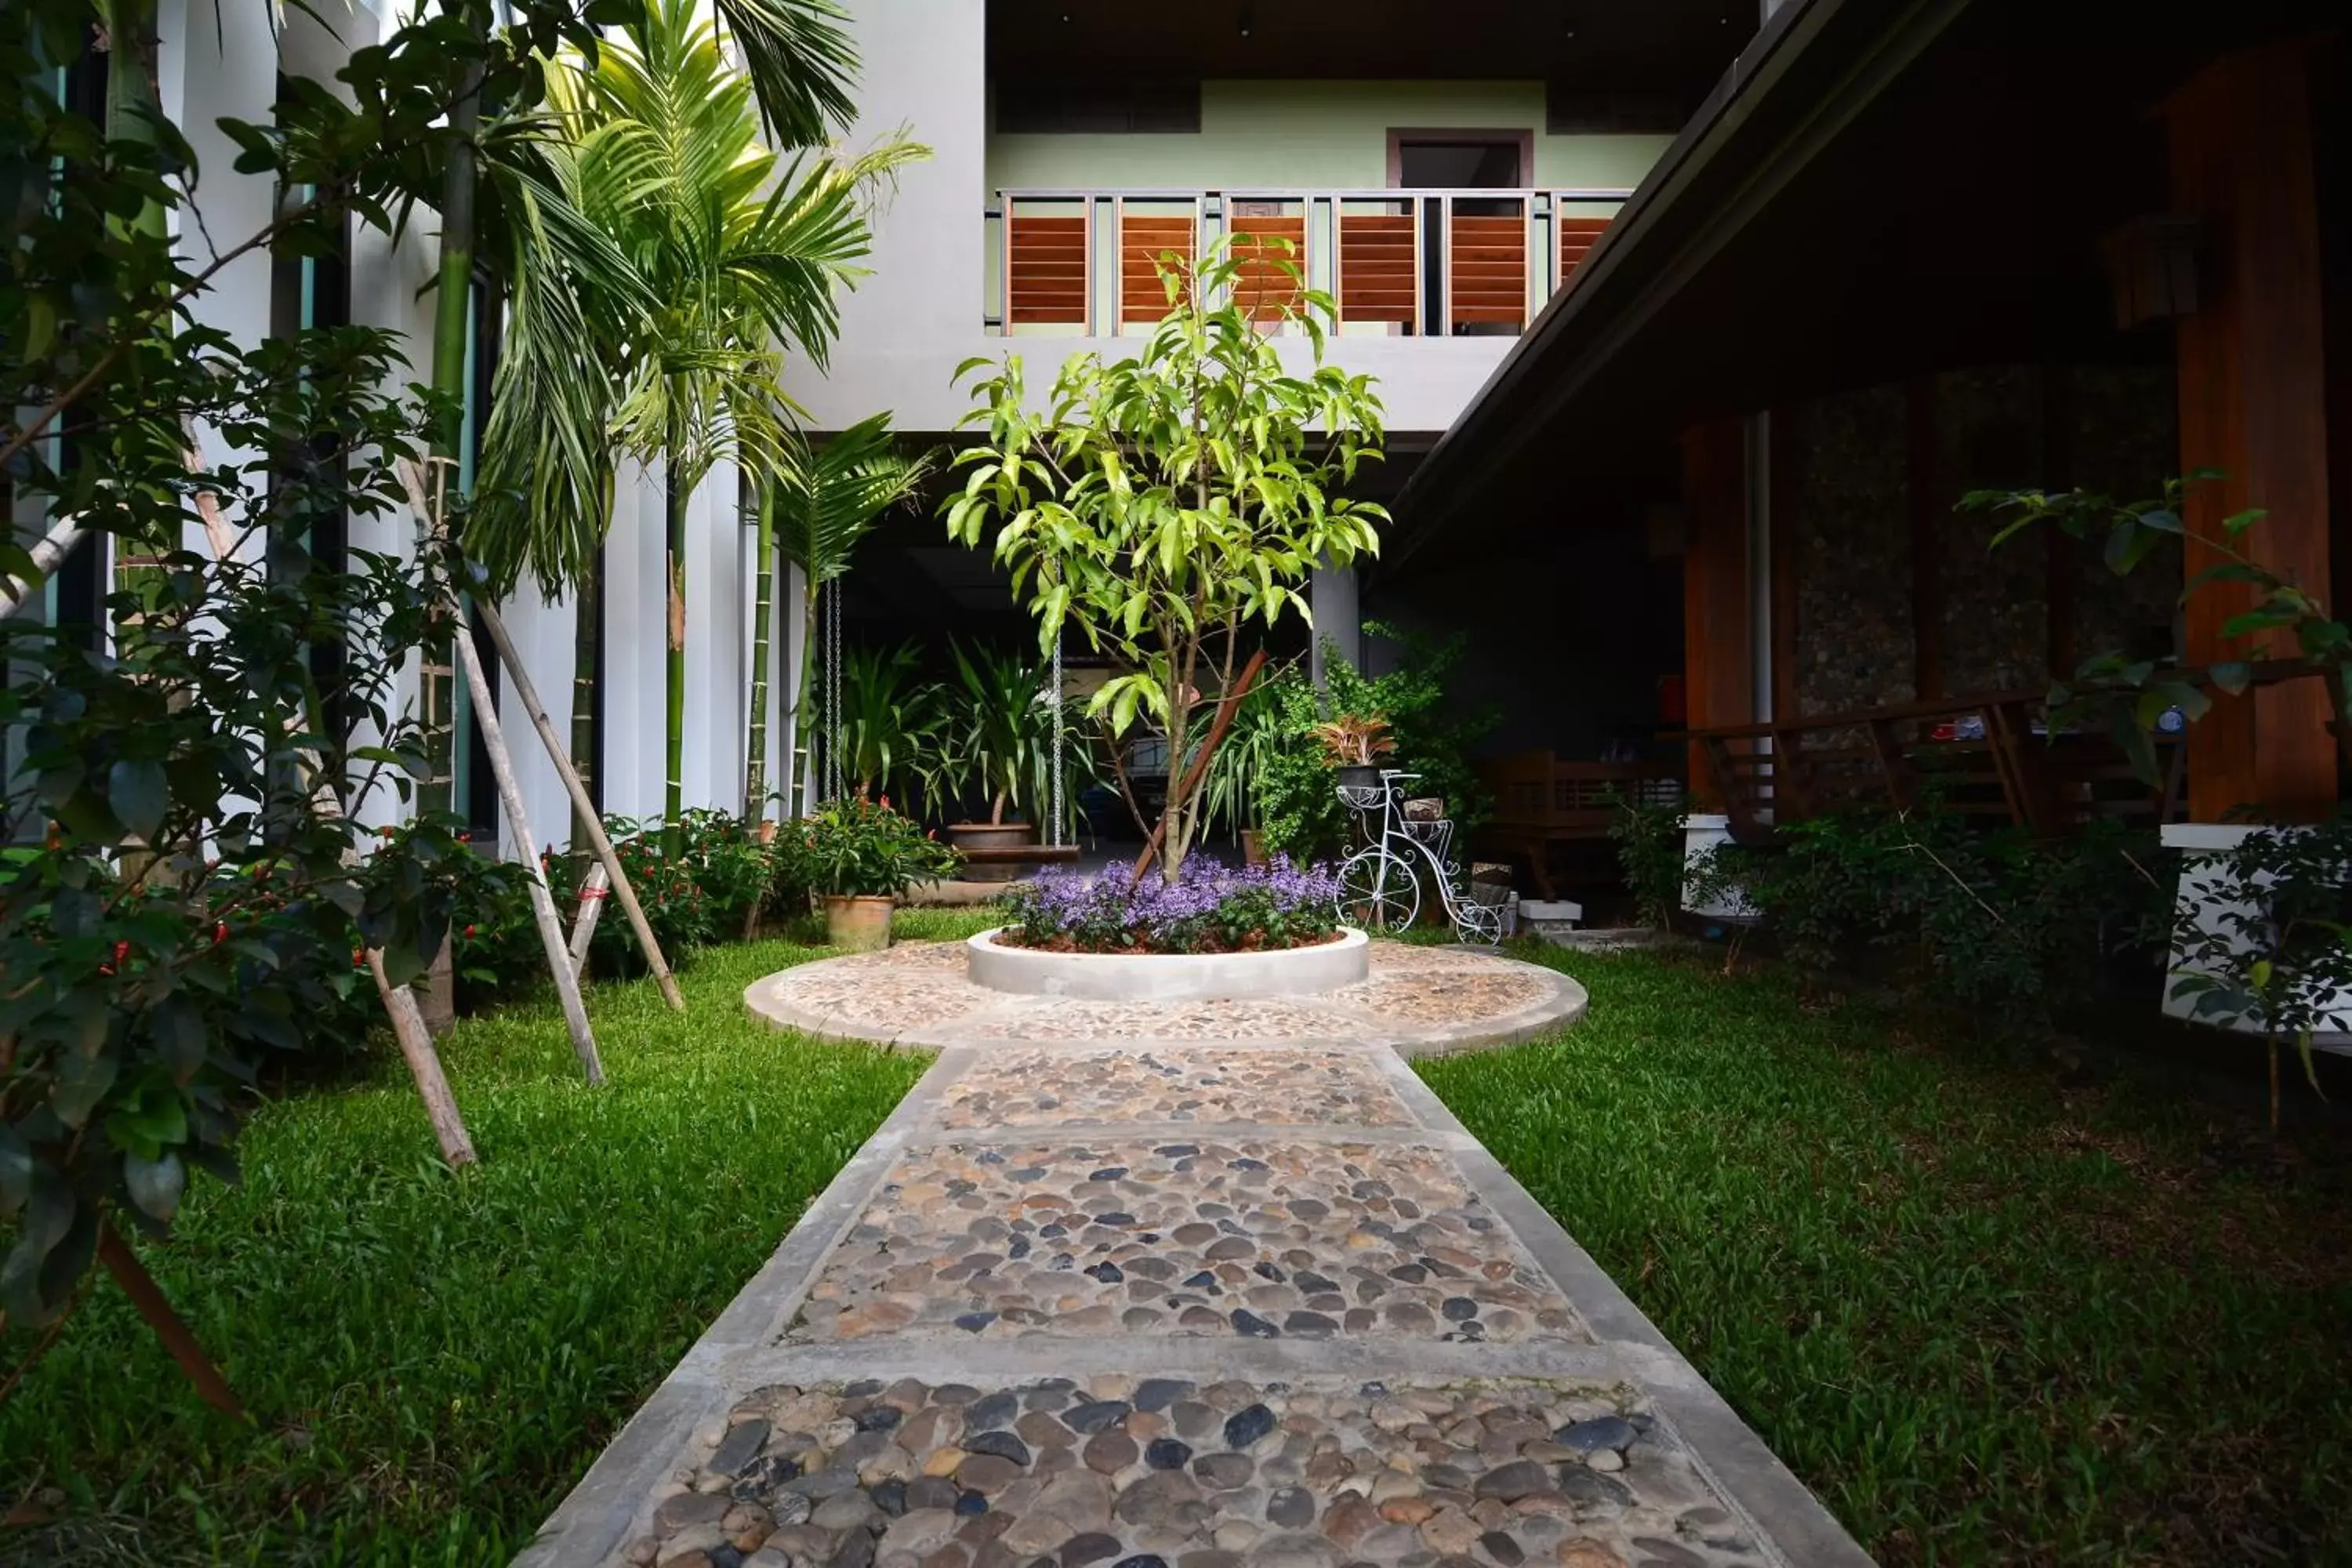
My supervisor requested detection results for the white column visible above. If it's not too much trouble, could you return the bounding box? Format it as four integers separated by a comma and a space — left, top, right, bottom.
1309, 564, 1363, 687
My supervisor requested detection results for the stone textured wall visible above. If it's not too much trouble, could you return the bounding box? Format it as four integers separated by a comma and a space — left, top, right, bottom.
1783, 386, 1914, 715
1780, 361, 2179, 716
1933, 366, 2051, 696
2067, 364, 2183, 670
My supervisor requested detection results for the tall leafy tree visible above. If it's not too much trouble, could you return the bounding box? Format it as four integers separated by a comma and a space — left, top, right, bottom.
770, 415, 932, 811
467, 0, 918, 854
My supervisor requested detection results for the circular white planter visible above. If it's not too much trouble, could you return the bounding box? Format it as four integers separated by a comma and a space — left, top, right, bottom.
966, 927, 1370, 1001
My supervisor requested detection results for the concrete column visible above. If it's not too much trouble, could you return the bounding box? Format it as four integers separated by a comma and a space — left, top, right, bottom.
1309, 564, 1363, 686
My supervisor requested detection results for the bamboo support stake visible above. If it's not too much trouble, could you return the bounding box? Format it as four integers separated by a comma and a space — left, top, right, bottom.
96, 1218, 243, 1417
178, 447, 477, 1159
450, 620, 605, 1085
368, 952, 477, 1165
568, 860, 609, 982
469, 597, 686, 1011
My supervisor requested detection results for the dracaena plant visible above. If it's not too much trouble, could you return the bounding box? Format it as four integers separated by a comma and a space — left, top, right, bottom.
945, 237, 1389, 881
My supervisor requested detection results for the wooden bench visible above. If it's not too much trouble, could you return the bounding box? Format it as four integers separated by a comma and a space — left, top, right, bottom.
1475, 752, 1681, 897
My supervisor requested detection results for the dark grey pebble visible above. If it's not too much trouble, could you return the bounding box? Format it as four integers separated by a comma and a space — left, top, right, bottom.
1265, 1486, 1314, 1528
1145, 1437, 1192, 1470
1231, 1308, 1280, 1338
1091, 1167, 1128, 1181
966, 1430, 1033, 1466
1222, 1404, 1276, 1449
853, 1406, 902, 1432
870, 1479, 908, 1517
1479, 1531, 1525, 1566
1060, 1533, 1121, 1566
707, 1418, 769, 1475
955, 1311, 999, 1333
1282, 1310, 1337, 1334
1556, 1415, 1638, 1454
967, 1392, 1019, 1430
954, 1490, 989, 1515
1440, 1297, 1479, 1322
1134, 1378, 1194, 1412
1063, 1399, 1131, 1435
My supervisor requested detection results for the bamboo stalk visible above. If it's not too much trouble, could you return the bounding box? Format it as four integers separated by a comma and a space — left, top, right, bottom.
745, 482, 775, 820
450, 619, 605, 1085
568, 860, 609, 982
368, 951, 478, 1165
96, 1219, 242, 1417
470, 597, 687, 1011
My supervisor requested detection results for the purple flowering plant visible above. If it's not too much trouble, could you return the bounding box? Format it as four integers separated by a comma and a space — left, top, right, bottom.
1001, 856, 1344, 954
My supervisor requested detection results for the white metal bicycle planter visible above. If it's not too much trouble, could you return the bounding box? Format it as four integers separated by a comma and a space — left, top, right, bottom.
1335, 768, 1504, 947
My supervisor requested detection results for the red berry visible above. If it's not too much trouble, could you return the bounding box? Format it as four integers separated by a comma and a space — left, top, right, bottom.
113, 940, 130, 966
213, 923, 228, 945
464, 924, 477, 939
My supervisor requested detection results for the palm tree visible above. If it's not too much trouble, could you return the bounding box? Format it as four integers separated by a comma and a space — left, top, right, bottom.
769, 415, 932, 810
470, 0, 920, 855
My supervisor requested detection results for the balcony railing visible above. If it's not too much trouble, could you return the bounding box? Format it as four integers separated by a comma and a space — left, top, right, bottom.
984, 187, 1629, 338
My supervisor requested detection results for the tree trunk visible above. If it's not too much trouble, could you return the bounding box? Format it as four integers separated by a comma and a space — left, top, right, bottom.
416, 20, 487, 1037
744, 484, 775, 820
1133, 650, 1267, 884
569, 555, 601, 883
662, 396, 688, 857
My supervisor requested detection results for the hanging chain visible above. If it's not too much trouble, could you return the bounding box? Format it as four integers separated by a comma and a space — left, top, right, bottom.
1049, 629, 1065, 848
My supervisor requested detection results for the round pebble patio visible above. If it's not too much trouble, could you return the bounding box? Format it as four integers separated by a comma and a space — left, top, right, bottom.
741, 938, 1590, 1055
517, 938, 1875, 1568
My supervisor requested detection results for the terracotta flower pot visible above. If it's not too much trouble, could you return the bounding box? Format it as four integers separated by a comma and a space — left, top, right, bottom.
824, 894, 895, 952
755, 819, 779, 846
1241, 828, 1269, 867
947, 820, 1037, 884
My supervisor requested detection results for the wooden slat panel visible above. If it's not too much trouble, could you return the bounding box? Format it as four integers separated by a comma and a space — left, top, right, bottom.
1556, 216, 1613, 290
1007, 212, 1087, 325
1339, 210, 1416, 325
1449, 209, 1524, 328
1119, 214, 1196, 323
1230, 216, 1305, 321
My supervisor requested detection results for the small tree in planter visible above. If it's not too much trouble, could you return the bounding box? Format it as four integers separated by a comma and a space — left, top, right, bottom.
799, 797, 962, 950
945, 238, 1388, 880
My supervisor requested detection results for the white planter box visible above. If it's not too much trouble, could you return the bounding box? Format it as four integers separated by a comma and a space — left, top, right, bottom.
1681, 814, 1757, 922
2160, 822, 2352, 1039
967, 927, 1372, 1000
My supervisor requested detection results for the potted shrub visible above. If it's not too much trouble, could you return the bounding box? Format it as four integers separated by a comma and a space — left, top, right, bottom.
938, 640, 1054, 881
800, 797, 963, 950
1310, 713, 1395, 792
1203, 675, 1290, 865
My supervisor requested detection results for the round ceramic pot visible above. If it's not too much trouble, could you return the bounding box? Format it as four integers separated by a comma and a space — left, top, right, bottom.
1335, 764, 1383, 792
824, 894, 895, 952
947, 820, 1037, 884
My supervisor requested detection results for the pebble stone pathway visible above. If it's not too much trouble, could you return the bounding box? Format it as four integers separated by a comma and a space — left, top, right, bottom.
517, 940, 1873, 1568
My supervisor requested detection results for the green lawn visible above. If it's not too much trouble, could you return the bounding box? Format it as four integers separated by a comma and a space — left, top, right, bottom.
0, 919, 989, 1566
1421, 942, 2352, 1568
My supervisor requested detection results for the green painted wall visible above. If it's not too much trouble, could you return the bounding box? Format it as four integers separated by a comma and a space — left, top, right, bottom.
986, 81, 1670, 193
